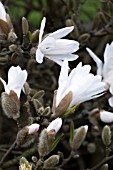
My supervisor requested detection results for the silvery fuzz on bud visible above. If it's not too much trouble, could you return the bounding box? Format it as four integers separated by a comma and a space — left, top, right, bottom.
53, 90, 72, 117
100, 164, 108, 170
19, 157, 32, 170
16, 127, 28, 146
102, 125, 111, 146
22, 17, 29, 35
32, 90, 45, 99
44, 155, 59, 169
1, 91, 20, 120
8, 31, 17, 43
38, 129, 50, 157
71, 125, 88, 150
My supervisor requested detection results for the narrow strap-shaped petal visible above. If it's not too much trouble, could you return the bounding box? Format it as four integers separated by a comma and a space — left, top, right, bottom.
36, 48, 44, 63
0, 1, 6, 21
86, 47, 103, 76
39, 17, 46, 44
100, 110, 113, 123
49, 26, 74, 39
59, 59, 68, 87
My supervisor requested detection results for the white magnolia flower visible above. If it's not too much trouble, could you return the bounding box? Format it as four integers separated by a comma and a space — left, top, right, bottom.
0, 1, 7, 22
53, 59, 105, 116
100, 110, 113, 123
27, 123, 40, 134
46, 118, 62, 133
86, 42, 113, 107
0, 66, 27, 98
36, 17, 79, 66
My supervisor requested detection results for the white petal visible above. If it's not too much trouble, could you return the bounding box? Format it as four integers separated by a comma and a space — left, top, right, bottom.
86, 47, 103, 76
46, 118, 62, 133
108, 96, 113, 107
103, 70, 113, 86
58, 59, 68, 87
8, 67, 27, 98
0, 1, 6, 21
42, 39, 79, 55
39, 17, 46, 44
0, 78, 10, 94
36, 48, 44, 63
27, 123, 40, 134
103, 42, 113, 76
46, 56, 63, 66
100, 110, 113, 123
49, 26, 74, 39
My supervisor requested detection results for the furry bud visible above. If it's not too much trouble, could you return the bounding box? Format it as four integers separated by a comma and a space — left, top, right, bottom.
100, 164, 108, 170
1, 91, 20, 120
8, 31, 17, 43
44, 155, 59, 169
71, 125, 88, 150
38, 129, 49, 157
102, 125, 111, 146
53, 91, 72, 117
16, 127, 28, 146
32, 90, 45, 99
22, 17, 29, 35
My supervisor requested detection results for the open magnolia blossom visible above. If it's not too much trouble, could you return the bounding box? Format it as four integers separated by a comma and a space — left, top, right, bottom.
86, 42, 113, 107
26, 123, 40, 134
46, 118, 62, 133
53, 59, 105, 116
0, 66, 27, 99
100, 110, 113, 123
36, 17, 79, 66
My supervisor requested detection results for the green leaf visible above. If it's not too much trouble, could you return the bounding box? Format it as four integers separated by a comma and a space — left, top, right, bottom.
70, 121, 74, 142
64, 103, 80, 116
49, 133, 64, 152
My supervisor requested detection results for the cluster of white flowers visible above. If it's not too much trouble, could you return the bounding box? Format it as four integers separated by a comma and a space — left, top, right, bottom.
0, 3, 111, 131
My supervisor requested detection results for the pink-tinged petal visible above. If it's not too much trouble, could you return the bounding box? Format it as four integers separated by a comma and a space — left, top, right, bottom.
100, 110, 113, 123
46, 118, 62, 133
27, 123, 40, 134
39, 17, 46, 44
0, 1, 7, 21
36, 48, 44, 63
49, 26, 74, 39
86, 47, 103, 76
0, 78, 10, 94
103, 42, 113, 77
108, 96, 113, 107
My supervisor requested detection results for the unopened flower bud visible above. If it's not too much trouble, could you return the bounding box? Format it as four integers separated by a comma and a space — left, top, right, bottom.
87, 143, 96, 153
100, 164, 108, 170
26, 123, 40, 134
46, 118, 62, 134
9, 44, 17, 52
16, 127, 28, 146
23, 82, 31, 96
38, 129, 49, 157
78, 33, 90, 42
19, 157, 32, 170
102, 125, 111, 146
8, 31, 17, 43
53, 91, 72, 117
32, 90, 45, 99
43, 106, 51, 116
22, 17, 29, 35
31, 156, 38, 163
33, 99, 43, 112
71, 125, 88, 150
0, 20, 9, 34
44, 155, 59, 169
1, 91, 20, 120
32, 29, 40, 43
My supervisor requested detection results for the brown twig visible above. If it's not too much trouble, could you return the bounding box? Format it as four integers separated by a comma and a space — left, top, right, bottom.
0, 140, 16, 167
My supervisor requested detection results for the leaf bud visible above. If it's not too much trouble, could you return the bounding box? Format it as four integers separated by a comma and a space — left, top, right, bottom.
102, 125, 111, 146
44, 155, 59, 169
